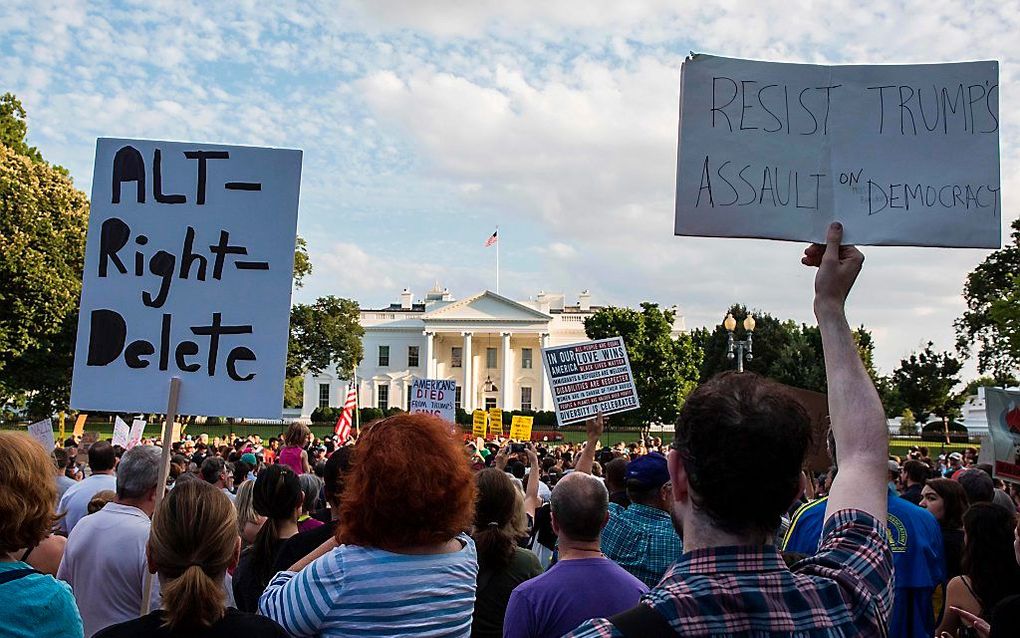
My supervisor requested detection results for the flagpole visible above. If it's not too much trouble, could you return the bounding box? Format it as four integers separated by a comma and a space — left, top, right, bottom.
495, 225, 500, 295
353, 368, 360, 437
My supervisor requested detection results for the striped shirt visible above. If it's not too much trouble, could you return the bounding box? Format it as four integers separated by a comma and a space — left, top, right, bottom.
258, 533, 478, 637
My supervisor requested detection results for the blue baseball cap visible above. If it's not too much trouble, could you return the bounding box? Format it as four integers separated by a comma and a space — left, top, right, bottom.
625, 452, 670, 489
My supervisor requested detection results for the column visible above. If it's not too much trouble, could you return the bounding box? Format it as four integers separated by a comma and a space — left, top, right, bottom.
501, 332, 512, 410
540, 333, 552, 411
424, 331, 435, 379
462, 332, 474, 411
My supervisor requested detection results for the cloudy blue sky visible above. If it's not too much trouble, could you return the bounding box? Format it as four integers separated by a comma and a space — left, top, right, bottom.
2, 0, 1016, 378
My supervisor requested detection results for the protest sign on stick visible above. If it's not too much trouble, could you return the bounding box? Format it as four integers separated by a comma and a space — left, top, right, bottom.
509, 415, 534, 441
675, 54, 1001, 248
126, 419, 147, 449
28, 418, 55, 452
542, 336, 640, 426
70, 138, 302, 418
985, 388, 1020, 483
112, 417, 131, 448
488, 408, 504, 437
409, 379, 456, 423
73, 413, 87, 437
472, 410, 489, 438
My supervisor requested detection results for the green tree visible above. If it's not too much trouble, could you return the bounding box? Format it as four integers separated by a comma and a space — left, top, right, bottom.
584, 303, 702, 428
897, 408, 918, 436
961, 374, 1019, 397
292, 236, 312, 289
283, 375, 304, 409
287, 296, 364, 379
956, 217, 1020, 381
0, 95, 89, 416
892, 342, 964, 424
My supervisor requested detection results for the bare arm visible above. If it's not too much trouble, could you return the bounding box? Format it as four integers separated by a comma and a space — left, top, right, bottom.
301, 450, 311, 474
574, 413, 604, 475
524, 444, 541, 520
805, 223, 887, 524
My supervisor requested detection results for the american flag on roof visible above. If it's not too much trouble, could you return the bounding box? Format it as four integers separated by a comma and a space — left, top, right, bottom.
484, 230, 498, 247
334, 384, 357, 442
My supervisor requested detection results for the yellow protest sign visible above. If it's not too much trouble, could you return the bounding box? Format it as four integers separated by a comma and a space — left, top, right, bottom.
510, 415, 534, 441
472, 410, 488, 438
488, 408, 503, 437
73, 413, 87, 437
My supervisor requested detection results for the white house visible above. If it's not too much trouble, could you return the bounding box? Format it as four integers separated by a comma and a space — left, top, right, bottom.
301, 285, 686, 418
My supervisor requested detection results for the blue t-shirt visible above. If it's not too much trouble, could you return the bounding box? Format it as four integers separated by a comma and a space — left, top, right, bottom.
783, 489, 945, 638
0, 561, 83, 638
503, 557, 648, 638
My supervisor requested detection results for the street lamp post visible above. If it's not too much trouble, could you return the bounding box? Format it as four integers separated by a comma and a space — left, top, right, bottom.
724, 313, 756, 373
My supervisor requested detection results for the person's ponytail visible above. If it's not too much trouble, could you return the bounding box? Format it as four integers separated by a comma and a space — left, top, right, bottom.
147, 481, 238, 630
473, 468, 527, 571
251, 464, 303, 587
161, 563, 226, 629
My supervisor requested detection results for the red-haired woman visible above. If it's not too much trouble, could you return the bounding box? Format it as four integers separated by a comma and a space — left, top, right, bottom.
259, 413, 478, 636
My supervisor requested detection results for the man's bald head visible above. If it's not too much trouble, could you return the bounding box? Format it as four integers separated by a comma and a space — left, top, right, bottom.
550, 472, 609, 543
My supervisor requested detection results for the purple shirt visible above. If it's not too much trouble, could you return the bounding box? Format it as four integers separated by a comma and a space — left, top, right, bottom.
503, 557, 647, 638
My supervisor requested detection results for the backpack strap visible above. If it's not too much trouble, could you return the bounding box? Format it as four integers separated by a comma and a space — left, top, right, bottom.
608, 603, 674, 637
0, 568, 40, 586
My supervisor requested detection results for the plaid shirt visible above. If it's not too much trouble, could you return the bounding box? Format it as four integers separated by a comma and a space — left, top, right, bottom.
569, 509, 893, 637
600, 503, 684, 588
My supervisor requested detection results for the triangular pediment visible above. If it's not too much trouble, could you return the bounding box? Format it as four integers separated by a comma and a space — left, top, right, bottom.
422, 291, 551, 322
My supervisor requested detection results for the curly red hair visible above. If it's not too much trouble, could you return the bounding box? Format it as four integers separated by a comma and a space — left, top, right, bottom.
0, 432, 57, 553
339, 413, 475, 549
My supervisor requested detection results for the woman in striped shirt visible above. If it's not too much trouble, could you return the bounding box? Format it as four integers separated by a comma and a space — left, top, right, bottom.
259, 413, 479, 637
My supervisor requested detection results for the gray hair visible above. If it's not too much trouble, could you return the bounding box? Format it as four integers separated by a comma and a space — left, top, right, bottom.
550, 472, 609, 543
299, 473, 324, 513
116, 445, 163, 499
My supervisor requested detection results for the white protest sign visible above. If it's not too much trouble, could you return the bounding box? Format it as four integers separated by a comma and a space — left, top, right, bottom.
112, 416, 131, 448
675, 55, 1001, 248
70, 139, 302, 418
409, 379, 457, 423
127, 418, 147, 449
542, 336, 640, 426
28, 418, 55, 452
985, 388, 1020, 483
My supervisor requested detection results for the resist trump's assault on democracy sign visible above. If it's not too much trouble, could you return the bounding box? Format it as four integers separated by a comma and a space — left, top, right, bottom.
675, 55, 1001, 248
70, 138, 301, 418
542, 336, 640, 426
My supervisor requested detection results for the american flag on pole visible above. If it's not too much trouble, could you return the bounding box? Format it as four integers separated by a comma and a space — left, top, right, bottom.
334, 384, 358, 442
484, 229, 498, 247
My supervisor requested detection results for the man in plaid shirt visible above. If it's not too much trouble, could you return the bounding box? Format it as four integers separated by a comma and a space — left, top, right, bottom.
568, 223, 894, 637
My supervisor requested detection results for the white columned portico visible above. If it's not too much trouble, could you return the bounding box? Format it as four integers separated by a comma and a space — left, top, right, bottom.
462, 332, 474, 411
500, 332, 512, 410
540, 332, 552, 411
424, 331, 435, 379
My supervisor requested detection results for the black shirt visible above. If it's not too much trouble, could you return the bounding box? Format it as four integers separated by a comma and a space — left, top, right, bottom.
991, 594, 1020, 638
941, 526, 965, 579
94, 609, 288, 638
272, 519, 338, 574
900, 483, 923, 505
232, 539, 284, 612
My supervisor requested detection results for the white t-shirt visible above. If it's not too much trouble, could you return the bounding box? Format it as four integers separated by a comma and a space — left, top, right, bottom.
56, 473, 117, 534
57, 502, 160, 637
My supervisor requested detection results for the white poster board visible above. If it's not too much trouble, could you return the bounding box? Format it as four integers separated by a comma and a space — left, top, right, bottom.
985, 388, 1020, 483
28, 418, 55, 452
409, 379, 457, 424
542, 336, 640, 426
112, 416, 131, 448
70, 139, 302, 418
127, 418, 147, 449
675, 55, 1001, 248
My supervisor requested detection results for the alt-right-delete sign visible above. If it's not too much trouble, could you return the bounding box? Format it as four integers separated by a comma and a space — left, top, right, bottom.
542, 336, 640, 426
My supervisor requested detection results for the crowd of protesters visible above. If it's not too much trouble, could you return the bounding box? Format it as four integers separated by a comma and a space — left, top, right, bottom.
2, 227, 1020, 637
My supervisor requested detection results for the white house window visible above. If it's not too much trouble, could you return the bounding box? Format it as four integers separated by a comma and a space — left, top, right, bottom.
485, 397, 497, 410
318, 383, 330, 409
408, 345, 420, 367
451, 347, 463, 368
377, 385, 389, 411
486, 347, 497, 369
455, 386, 462, 410
378, 345, 390, 366
521, 387, 532, 411
521, 348, 533, 369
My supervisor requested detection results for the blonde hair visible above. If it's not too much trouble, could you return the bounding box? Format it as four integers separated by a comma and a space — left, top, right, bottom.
234, 478, 257, 536
284, 422, 311, 447
148, 480, 238, 629
0, 432, 57, 553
